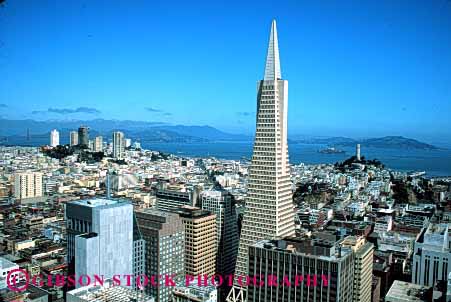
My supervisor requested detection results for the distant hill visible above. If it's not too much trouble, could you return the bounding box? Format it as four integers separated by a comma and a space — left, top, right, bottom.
351, 136, 440, 150
293, 135, 440, 150
0, 118, 166, 136
295, 136, 356, 145
0, 118, 441, 149
0, 118, 249, 144
152, 125, 250, 141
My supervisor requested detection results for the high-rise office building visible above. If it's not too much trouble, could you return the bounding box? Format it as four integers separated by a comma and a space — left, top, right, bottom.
78, 126, 89, 147
88, 140, 94, 151
201, 190, 239, 276
178, 206, 217, 277
136, 208, 185, 302
247, 238, 355, 302
412, 223, 451, 287
94, 136, 103, 152
340, 236, 373, 302
65, 199, 133, 286
228, 20, 295, 301
70, 131, 79, 146
14, 172, 43, 200
156, 186, 198, 213
133, 212, 146, 291
50, 129, 59, 147
447, 272, 451, 302
113, 131, 125, 159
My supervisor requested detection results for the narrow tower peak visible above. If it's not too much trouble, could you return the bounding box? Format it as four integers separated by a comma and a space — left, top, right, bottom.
264, 19, 282, 80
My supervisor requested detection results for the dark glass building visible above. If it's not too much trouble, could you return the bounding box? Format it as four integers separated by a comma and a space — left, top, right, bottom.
135, 208, 185, 302
78, 126, 89, 147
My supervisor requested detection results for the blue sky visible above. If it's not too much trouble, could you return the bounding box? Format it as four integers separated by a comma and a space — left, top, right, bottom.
0, 0, 451, 142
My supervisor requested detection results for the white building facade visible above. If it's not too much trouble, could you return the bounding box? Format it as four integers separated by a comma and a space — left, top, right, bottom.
228, 20, 295, 302
412, 223, 451, 287
112, 131, 125, 159
50, 129, 60, 147
66, 199, 134, 287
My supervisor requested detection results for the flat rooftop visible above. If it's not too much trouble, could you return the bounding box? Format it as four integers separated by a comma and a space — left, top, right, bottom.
138, 207, 172, 217
0, 256, 17, 270
70, 198, 120, 208
173, 284, 216, 300
201, 190, 225, 197
254, 237, 351, 260
67, 282, 154, 302
421, 223, 450, 247
425, 223, 448, 236
386, 280, 432, 302
178, 206, 214, 219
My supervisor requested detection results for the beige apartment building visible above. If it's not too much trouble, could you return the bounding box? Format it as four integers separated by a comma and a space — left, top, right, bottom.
14, 172, 43, 200
341, 236, 374, 302
178, 206, 217, 277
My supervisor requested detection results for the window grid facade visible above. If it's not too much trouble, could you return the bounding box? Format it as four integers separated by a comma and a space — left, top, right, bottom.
234, 20, 295, 285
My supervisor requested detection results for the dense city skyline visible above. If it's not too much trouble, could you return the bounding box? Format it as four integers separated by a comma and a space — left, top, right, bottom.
1, 1, 451, 143
1, 2, 451, 302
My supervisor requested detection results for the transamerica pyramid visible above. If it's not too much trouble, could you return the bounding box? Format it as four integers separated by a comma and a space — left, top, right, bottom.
227, 19, 296, 302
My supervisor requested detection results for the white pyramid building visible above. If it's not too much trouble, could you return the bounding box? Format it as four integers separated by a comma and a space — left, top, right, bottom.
227, 20, 295, 302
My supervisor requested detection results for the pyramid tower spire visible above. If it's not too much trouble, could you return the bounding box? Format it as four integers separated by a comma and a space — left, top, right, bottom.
227, 19, 295, 302
264, 19, 282, 80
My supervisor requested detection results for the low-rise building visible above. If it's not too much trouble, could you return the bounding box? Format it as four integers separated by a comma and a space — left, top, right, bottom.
385, 280, 433, 302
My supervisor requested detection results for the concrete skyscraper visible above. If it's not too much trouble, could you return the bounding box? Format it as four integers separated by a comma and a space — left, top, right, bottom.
412, 223, 451, 287
201, 190, 239, 277
227, 19, 295, 302
136, 208, 185, 302
113, 131, 125, 159
94, 136, 103, 152
65, 199, 133, 287
155, 183, 199, 212
50, 129, 59, 147
70, 131, 79, 146
247, 238, 355, 302
340, 236, 374, 302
